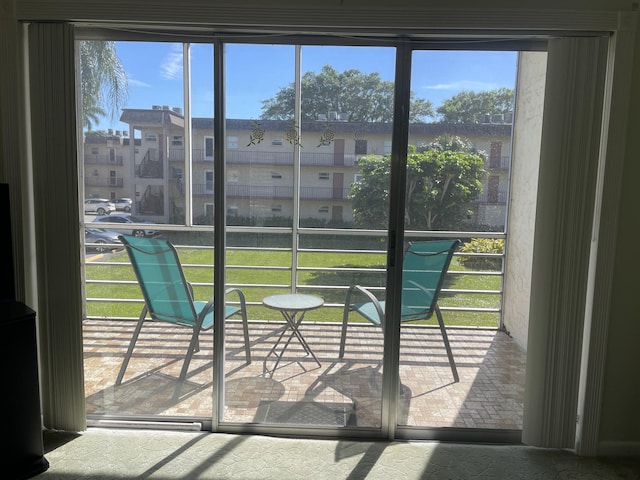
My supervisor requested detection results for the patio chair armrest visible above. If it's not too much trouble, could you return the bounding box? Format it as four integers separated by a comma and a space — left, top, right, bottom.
199, 287, 248, 315
225, 287, 247, 309
345, 284, 385, 325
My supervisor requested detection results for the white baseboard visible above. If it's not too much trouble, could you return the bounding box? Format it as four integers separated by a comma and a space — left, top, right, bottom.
598, 441, 640, 457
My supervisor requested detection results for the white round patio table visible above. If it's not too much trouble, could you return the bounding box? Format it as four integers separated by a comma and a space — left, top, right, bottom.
262, 294, 324, 372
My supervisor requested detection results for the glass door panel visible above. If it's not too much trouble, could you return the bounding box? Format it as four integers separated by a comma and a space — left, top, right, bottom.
80, 37, 528, 435
222, 43, 394, 429
397, 50, 525, 429
81, 40, 219, 419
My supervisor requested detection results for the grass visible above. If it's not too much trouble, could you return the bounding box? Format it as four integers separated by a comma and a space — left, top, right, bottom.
85, 245, 502, 327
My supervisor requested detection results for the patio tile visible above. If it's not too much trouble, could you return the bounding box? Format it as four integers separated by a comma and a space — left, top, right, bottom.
83, 319, 525, 430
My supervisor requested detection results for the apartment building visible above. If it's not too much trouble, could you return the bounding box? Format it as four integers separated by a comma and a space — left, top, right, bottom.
84, 106, 512, 228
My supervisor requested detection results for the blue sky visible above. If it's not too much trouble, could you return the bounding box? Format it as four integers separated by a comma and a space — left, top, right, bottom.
95, 42, 517, 132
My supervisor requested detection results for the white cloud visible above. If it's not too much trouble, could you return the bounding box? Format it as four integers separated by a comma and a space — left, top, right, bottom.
422, 80, 502, 91
127, 77, 152, 88
161, 45, 183, 80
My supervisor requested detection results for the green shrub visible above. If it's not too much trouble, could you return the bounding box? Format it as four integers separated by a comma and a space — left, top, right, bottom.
458, 238, 504, 271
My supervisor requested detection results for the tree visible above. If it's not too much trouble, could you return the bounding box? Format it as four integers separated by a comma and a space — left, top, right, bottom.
261, 65, 434, 122
80, 41, 129, 130
436, 88, 514, 124
350, 136, 486, 230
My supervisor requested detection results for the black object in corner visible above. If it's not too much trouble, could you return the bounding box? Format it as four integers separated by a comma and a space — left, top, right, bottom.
1, 302, 49, 478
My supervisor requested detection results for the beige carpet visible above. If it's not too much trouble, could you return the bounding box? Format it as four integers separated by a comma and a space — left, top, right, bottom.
33, 428, 640, 479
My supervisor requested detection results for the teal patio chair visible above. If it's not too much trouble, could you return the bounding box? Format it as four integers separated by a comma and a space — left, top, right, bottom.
340, 239, 460, 382
115, 235, 251, 393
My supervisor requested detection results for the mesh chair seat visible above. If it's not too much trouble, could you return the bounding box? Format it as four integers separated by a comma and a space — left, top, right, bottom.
116, 235, 251, 399
341, 239, 461, 382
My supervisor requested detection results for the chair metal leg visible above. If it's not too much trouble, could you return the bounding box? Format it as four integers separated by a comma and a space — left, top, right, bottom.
226, 287, 251, 362
435, 304, 459, 382
173, 323, 201, 400
240, 305, 251, 362
115, 306, 148, 385
339, 300, 351, 358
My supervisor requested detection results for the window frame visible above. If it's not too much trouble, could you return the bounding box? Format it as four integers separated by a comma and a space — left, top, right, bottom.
20, 15, 630, 454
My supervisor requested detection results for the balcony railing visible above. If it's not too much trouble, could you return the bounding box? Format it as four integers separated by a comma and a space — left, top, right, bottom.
85, 177, 124, 188
190, 184, 353, 200
475, 191, 508, 204
168, 148, 359, 167
488, 155, 511, 170
84, 154, 124, 166
84, 226, 505, 328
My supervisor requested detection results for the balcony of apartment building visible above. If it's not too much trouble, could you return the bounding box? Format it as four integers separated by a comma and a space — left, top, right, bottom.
189, 183, 353, 200
83, 226, 523, 432
135, 148, 163, 179
170, 148, 359, 167
84, 174, 124, 188
84, 153, 124, 166
487, 155, 512, 170
475, 190, 509, 205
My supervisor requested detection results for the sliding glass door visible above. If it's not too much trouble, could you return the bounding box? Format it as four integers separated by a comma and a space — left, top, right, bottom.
221, 43, 394, 430
396, 49, 526, 433
79, 34, 538, 440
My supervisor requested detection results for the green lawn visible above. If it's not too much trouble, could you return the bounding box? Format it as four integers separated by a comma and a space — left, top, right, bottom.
85, 246, 502, 327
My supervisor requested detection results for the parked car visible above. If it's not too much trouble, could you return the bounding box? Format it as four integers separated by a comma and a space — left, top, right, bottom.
84, 198, 116, 215
85, 227, 122, 253
94, 213, 159, 237
113, 197, 132, 212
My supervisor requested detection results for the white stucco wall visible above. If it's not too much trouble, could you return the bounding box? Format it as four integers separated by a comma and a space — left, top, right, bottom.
502, 51, 548, 350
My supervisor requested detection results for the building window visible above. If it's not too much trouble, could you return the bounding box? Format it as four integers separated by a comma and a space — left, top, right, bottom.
319, 172, 330, 180
227, 205, 238, 217
383, 140, 392, 154
204, 136, 214, 160
490, 142, 503, 168
271, 205, 282, 212
204, 203, 214, 219
318, 206, 329, 213
488, 175, 500, 203
354, 173, 364, 183
228, 136, 238, 149
271, 137, 283, 146
205, 170, 214, 193
172, 135, 183, 146
271, 172, 282, 179
91, 147, 99, 155
355, 139, 368, 155
146, 134, 157, 142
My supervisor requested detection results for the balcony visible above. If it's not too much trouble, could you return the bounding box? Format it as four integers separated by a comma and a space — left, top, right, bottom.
169, 148, 359, 167
475, 191, 509, 204
83, 319, 524, 429
191, 184, 353, 200
84, 154, 125, 166
488, 155, 511, 170
83, 228, 524, 431
84, 177, 124, 188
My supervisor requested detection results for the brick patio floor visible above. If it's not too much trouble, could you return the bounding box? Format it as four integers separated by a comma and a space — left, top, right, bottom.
83, 319, 526, 430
